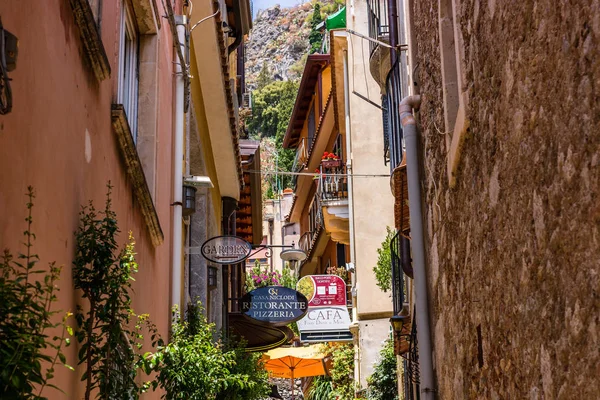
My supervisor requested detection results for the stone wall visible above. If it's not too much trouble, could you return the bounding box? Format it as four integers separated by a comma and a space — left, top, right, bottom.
412, 0, 600, 398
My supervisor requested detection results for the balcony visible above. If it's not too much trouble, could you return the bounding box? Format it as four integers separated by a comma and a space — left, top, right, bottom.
298, 191, 323, 253
367, 0, 392, 90
318, 160, 350, 245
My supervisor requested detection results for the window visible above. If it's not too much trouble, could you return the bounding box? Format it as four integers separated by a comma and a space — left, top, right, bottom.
118, 1, 139, 142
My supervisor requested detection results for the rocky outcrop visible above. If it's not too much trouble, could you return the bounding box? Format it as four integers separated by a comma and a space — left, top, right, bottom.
246, 3, 313, 90
246, 1, 336, 90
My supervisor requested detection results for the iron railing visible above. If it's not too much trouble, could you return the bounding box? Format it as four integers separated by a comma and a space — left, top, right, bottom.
318, 163, 348, 202
291, 138, 307, 190
383, 59, 404, 171
298, 193, 323, 255
403, 315, 420, 399
367, 0, 390, 55
390, 230, 405, 315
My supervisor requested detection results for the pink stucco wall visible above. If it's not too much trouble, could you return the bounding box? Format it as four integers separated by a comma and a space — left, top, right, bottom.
0, 1, 176, 398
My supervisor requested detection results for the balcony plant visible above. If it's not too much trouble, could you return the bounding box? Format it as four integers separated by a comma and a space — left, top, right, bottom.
245, 260, 282, 292
321, 152, 341, 169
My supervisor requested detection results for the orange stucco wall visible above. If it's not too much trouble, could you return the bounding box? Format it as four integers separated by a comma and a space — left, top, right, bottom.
0, 1, 175, 398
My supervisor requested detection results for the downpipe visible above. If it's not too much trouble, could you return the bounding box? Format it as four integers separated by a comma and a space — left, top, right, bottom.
343, 49, 362, 388
399, 95, 436, 399
171, 16, 186, 314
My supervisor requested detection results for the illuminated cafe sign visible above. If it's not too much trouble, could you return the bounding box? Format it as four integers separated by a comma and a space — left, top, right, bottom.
201, 235, 253, 264
240, 286, 309, 326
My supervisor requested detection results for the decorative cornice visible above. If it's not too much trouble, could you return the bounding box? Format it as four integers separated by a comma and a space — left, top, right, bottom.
111, 105, 164, 247
69, 0, 111, 81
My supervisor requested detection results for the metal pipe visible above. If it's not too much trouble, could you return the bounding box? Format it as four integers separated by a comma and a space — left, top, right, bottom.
342, 50, 357, 305
344, 48, 363, 389
399, 94, 435, 399
387, 0, 400, 66
171, 16, 187, 315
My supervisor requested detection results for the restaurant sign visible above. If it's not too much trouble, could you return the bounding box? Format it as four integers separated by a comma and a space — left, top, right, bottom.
201, 235, 252, 264
240, 286, 309, 326
296, 275, 352, 342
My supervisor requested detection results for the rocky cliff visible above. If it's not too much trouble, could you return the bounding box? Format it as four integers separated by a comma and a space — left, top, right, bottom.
246, 1, 336, 90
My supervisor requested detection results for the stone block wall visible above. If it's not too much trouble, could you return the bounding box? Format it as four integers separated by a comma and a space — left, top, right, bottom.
411, 0, 600, 398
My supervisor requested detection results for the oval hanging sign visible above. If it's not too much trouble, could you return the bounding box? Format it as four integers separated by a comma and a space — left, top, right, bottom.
201, 235, 252, 264
240, 286, 309, 326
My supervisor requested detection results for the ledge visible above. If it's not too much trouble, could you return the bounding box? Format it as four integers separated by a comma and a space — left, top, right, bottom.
69, 0, 111, 81
111, 105, 164, 246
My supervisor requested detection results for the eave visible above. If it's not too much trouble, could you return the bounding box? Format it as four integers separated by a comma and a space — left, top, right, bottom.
287, 94, 335, 223
236, 140, 263, 245
190, 1, 243, 200
283, 54, 331, 149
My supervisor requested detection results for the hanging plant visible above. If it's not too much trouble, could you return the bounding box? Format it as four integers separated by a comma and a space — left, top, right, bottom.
0, 187, 72, 399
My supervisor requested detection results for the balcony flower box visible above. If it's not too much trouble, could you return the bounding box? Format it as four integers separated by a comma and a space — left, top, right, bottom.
321, 159, 342, 169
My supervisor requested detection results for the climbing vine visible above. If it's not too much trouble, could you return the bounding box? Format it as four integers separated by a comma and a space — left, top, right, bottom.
73, 184, 158, 400
0, 187, 72, 399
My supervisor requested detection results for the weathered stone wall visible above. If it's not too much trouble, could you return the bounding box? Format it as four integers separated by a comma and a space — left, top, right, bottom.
412, 0, 600, 398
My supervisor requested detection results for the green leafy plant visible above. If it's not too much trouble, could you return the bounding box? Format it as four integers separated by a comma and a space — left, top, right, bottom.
0, 187, 72, 399
321, 342, 355, 400
248, 80, 299, 192
366, 339, 398, 400
308, 3, 323, 54
147, 302, 269, 400
373, 227, 394, 292
73, 184, 158, 400
307, 375, 334, 400
245, 260, 283, 292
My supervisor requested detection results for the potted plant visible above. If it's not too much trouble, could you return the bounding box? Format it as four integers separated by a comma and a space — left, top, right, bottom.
321, 152, 342, 169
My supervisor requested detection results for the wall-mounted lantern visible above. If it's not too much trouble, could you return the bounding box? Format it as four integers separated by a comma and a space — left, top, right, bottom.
390, 314, 411, 356
182, 185, 197, 216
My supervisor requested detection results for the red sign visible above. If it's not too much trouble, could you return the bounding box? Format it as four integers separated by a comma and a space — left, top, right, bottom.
296, 275, 346, 307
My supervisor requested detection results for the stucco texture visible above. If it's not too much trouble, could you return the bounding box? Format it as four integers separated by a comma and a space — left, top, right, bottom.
412, 0, 600, 398
0, 1, 175, 398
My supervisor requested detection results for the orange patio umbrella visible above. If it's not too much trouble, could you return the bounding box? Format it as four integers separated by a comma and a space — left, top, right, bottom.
263, 345, 328, 400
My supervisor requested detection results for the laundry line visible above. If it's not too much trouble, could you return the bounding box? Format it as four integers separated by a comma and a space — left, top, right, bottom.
243, 169, 390, 178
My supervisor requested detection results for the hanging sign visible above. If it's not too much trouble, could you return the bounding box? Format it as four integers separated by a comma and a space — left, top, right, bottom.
201, 235, 252, 264
296, 275, 347, 307
240, 286, 309, 326
296, 275, 352, 342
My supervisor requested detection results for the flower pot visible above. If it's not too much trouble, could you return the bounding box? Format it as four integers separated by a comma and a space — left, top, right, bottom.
321, 159, 342, 169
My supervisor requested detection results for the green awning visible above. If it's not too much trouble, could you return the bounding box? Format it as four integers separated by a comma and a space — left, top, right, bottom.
326, 6, 346, 30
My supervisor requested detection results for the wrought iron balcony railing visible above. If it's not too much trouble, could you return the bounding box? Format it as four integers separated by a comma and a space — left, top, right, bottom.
298, 193, 323, 256
383, 59, 404, 170
390, 230, 406, 315
291, 138, 308, 190
403, 315, 420, 400
367, 0, 390, 55
317, 161, 348, 202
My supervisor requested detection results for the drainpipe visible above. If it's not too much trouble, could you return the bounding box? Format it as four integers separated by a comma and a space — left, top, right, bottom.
342, 50, 357, 312
343, 48, 362, 387
399, 95, 435, 399
171, 16, 187, 314
387, 0, 399, 66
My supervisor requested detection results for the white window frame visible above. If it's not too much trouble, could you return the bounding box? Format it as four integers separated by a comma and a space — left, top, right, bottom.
118, 1, 139, 143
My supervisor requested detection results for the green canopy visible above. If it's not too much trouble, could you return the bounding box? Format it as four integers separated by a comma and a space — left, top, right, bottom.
326, 6, 346, 30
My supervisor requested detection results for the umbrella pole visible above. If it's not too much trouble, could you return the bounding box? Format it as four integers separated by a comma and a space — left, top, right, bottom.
290, 367, 295, 400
